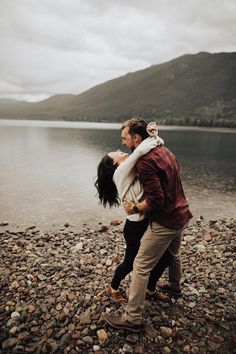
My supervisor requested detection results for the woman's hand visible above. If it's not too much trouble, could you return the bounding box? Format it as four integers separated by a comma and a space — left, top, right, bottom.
147, 122, 158, 137
122, 197, 136, 215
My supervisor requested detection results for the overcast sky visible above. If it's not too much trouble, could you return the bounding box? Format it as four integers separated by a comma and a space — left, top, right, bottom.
1, 0, 236, 102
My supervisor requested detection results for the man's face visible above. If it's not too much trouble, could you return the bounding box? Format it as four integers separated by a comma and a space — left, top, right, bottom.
121, 126, 136, 151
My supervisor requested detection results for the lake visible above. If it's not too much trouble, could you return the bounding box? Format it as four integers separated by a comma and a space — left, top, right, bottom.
0, 119, 236, 229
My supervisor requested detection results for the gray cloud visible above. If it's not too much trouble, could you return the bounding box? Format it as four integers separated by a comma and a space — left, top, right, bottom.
0, 0, 235, 101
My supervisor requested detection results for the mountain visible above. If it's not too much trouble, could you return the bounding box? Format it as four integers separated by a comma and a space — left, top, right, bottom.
0, 52, 236, 127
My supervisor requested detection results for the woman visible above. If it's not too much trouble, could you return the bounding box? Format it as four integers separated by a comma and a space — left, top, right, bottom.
95, 123, 171, 303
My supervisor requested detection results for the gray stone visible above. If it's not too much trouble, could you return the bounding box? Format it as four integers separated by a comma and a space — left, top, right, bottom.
192, 243, 206, 252
2, 338, 19, 350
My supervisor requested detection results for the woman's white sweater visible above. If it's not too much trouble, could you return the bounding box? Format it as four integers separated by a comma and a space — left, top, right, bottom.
113, 136, 163, 221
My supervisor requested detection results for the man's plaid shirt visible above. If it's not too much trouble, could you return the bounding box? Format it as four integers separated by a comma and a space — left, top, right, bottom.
136, 145, 192, 230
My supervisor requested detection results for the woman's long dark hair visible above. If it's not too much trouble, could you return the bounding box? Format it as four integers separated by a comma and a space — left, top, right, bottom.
95, 155, 120, 208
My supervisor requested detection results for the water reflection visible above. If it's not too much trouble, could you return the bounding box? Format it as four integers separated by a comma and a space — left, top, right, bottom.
0, 122, 235, 228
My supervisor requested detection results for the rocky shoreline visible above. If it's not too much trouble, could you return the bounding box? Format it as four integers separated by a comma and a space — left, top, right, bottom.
0, 218, 235, 353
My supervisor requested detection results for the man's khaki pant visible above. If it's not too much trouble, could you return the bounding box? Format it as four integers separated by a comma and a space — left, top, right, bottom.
126, 221, 187, 324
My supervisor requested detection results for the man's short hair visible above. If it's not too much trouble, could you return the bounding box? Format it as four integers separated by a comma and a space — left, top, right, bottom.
121, 117, 149, 140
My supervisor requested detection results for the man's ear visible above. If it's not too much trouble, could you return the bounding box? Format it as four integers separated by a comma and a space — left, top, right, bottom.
134, 134, 142, 144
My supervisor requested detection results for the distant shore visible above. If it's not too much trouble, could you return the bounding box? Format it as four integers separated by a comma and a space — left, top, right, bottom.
0, 218, 235, 353
1, 118, 236, 133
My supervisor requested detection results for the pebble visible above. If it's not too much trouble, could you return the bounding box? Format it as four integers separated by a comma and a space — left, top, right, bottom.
0, 220, 9, 226
2, 338, 19, 350
0, 218, 235, 353
160, 327, 173, 338
122, 342, 133, 353
10, 311, 21, 319
184, 235, 195, 242
126, 334, 139, 344
111, 219, 122, 226
203, 232, 212, 241
145, 324, 158, 339
93, 344, 101, 351
83, 335, 93, 344
97, 329, 108, 343
192, 243, 206, 252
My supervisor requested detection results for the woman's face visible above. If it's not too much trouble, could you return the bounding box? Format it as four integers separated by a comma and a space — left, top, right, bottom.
108, 150, 129, 165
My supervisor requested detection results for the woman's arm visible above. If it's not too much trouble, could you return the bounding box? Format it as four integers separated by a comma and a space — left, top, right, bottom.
114, 137, 162, 197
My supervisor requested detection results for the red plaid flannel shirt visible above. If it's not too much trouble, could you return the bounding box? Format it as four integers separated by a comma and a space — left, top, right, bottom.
136, 146, 193, 230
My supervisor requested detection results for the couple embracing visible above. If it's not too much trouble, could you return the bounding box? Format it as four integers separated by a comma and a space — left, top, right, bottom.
95, 117, 192, 332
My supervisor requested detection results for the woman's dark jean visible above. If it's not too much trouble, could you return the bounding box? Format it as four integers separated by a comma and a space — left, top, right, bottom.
111, 218, 172, 291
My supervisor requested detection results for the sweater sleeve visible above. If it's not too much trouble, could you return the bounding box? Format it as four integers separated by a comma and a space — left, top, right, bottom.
113, 147, 143, 199
113, 137, 159, 199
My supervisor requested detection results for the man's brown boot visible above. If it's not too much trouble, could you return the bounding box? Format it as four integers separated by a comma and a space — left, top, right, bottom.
106, 286, 127, 304
105, 313, 142, 332
145, 289, 168, 301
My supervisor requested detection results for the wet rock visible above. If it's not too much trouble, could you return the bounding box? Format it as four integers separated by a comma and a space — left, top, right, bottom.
111, 219, 122, 226
0, 221, 9, 226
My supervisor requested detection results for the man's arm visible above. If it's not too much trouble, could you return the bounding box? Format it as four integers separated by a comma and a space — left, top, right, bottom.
137, 157, 165, 209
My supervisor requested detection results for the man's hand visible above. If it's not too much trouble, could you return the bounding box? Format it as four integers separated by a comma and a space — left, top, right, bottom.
122, 197, 150, 215
122, 197, 135, 215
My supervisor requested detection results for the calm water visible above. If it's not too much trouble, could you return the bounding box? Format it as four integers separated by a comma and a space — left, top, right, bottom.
0, 120, 236, 229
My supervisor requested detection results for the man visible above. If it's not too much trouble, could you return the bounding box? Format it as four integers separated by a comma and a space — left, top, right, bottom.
105, 117, 192, 332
